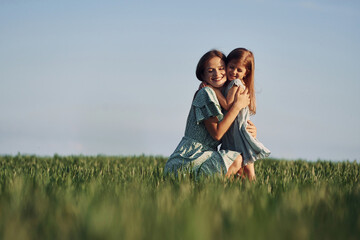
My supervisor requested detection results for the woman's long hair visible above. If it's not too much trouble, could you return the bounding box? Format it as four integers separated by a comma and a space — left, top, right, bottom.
227, 48, 256, 115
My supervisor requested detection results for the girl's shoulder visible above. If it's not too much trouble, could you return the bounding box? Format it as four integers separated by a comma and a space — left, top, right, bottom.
230, 79, 245, 88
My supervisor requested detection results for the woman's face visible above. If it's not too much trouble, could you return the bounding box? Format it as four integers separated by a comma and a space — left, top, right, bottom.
202, 57, 226, 89
226, 60, 247, 81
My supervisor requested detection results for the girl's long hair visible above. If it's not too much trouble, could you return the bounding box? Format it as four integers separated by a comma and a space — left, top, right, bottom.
227, 48, 256, 115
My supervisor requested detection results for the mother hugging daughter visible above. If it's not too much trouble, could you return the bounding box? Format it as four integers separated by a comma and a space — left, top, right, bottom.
164, 48, 270, 180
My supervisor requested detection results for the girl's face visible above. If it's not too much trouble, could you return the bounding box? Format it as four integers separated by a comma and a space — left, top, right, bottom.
226, 60, 247, 81
202, 57, 226, 89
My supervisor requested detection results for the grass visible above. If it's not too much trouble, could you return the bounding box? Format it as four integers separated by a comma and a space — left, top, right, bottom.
0, 154, 359, 240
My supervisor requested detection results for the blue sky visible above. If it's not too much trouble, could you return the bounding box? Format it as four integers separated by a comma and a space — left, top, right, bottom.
1, 0, 359, 161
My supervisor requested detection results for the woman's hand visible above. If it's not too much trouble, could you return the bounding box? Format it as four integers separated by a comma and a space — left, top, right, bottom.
233, 88, 250, 111
246, 120, 257, 138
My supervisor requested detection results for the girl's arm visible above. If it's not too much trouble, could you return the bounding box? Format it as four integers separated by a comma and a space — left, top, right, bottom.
200, 81, 237, 111
212, 88, 230, 111
224, 85, 241, 110
213, 85, 243, 111
204, 88, 250, 141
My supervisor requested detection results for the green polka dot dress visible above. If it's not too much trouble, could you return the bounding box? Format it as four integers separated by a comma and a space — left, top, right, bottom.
164, 87, 240, 176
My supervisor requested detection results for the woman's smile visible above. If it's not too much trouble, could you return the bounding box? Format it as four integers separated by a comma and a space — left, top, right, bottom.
203, 57, 227, 88
212, 76, 224, 81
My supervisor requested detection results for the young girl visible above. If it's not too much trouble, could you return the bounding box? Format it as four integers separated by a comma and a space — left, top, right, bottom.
209, 48, 270, 180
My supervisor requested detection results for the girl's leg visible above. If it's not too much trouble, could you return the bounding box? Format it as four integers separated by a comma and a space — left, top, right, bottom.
225, 155, 243, 178
235, 167, 246, 179
244, 163, 256, 181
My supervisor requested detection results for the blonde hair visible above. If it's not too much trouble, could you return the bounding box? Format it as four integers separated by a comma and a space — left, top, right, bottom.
227, 48, 256, 115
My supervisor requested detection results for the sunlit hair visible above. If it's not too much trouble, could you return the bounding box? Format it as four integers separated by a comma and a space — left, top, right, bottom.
196, 49, 227, 81
227, 48, 256, 115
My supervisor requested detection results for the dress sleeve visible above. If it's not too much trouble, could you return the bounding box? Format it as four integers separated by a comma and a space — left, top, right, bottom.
192, 87, 223, 124
232, 79, 245, 89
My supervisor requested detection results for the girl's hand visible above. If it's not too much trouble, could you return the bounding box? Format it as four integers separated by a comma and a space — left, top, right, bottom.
239, 86, 245, 94
198, 81, 208, 90
246, 120, 257, 138
233, 88, 250, 110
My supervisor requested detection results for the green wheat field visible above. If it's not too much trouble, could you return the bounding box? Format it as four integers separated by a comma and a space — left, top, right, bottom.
0, 155, 359, 240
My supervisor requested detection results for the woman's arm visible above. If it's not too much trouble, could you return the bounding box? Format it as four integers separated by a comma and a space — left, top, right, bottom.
204, 88, 250, 141
246, 120, 257, 138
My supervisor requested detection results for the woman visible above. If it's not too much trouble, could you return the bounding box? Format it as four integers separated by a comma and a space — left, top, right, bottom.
164, 50, 256, 177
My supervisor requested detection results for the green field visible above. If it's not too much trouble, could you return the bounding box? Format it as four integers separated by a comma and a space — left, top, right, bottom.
0, 155, 359, 240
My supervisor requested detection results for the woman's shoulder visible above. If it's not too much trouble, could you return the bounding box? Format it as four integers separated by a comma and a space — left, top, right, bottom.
198, 86, 216, 95
193, 87, 218, 106
192, 87, 223, 124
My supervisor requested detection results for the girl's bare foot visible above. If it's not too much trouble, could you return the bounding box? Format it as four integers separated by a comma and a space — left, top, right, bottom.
244, 163, 256, 181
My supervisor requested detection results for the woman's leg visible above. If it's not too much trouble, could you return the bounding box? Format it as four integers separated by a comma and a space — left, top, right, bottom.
225, 155, 243, 178
244, 163, 256, 181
